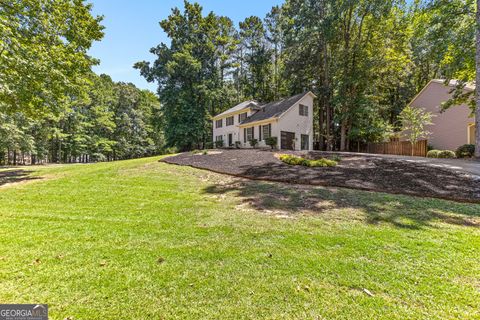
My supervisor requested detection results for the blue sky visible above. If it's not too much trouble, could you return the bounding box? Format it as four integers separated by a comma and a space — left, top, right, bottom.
88, 0, 283, 91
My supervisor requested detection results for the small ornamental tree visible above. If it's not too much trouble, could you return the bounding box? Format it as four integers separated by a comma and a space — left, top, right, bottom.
398, 105, 434, 156
265, 137, 277, 149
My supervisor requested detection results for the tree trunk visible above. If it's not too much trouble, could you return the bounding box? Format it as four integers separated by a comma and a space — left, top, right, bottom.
340, 119, 347, 151
476, 0, 480, 158
318, 101, 324, 150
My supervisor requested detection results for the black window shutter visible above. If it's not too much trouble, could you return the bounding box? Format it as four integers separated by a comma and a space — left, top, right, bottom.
259, 126, 262, 140
244, 128, 246, 143
269, 124, 271, 137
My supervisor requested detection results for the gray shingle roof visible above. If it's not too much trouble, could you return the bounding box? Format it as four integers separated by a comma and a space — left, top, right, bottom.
240, 92, 309, 125
214, 100, 259, 118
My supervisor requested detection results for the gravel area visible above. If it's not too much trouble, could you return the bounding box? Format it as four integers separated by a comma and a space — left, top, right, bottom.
162, 149, 480, 203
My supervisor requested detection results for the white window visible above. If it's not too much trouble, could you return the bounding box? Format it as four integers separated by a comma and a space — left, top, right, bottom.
226, 116, 234, 126
262, 124, 271, 140
215, 135, 223, 141
215, 119, 223, 128
244, 127, 254, 142
299, 104, 308, 116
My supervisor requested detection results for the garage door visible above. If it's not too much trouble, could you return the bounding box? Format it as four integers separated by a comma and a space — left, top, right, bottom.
281, 131, 295, 150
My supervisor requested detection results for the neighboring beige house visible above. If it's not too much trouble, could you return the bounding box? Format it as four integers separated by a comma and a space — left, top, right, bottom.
409, 79, 476, 150
212, 92, 315, 150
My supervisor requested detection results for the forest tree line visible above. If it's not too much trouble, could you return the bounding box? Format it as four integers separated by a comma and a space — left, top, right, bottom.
0, 74, 164, 165
137, 0, 475, 151
0, 0, 165, 165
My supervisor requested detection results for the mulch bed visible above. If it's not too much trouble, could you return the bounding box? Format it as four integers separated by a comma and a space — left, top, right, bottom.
162, 149, 480, 203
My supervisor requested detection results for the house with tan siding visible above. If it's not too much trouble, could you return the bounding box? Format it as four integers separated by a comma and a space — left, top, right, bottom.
409, 79, 476, 150
212, 92, 315, 150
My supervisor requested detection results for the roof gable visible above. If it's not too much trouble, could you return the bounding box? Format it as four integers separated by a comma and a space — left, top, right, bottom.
214, 100, 259, 118
409, 79, 475, 108
240, 92, 313, 125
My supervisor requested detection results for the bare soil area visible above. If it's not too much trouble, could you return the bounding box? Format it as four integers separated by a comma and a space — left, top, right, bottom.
162, 149, 480, 203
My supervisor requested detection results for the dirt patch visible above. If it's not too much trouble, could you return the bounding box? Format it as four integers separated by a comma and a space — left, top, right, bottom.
162, 149, 480, 203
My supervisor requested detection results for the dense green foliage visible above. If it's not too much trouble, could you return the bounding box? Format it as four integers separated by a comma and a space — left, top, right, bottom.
279, 154, 337, 167
0, 73, 164, 165
0, 1, 164, 164
265, 136, 278, 149
1, 157, 478, 318
456, 144, 476, 158
427, 149, 456, 158
0, 0, 104, 116
138, 0, 476, 152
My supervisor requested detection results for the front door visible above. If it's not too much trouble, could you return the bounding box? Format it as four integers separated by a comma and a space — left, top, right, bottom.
228, 133, 233, 147
281, 131, 295, 150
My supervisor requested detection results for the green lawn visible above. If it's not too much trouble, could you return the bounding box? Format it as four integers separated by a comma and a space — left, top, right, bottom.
0, 156, 479, 319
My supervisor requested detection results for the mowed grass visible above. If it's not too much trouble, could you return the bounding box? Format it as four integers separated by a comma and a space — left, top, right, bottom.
0, 156, 479, 319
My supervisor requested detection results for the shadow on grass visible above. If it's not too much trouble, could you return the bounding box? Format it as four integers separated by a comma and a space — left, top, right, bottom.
202, 179, 480, 230
0, 169, 39, 187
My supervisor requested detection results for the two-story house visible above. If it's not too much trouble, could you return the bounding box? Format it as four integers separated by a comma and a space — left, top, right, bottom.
212, 92, 315, 150
409, 79, 476, 150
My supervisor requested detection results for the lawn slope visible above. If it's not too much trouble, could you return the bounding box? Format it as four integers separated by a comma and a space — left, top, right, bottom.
0, 157, 479, 319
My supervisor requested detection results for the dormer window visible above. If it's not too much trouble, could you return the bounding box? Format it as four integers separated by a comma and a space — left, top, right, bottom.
238, 112, 247, 122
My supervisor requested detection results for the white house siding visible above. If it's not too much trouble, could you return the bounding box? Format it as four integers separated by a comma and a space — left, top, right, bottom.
212, 108, 255, 147
213, 92, 315, 150
275, 94, 314, 150
239, 120, 278, 148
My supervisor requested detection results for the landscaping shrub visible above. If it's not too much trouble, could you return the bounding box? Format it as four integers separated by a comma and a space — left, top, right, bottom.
235, 141, 241, 149
456, 144, 475, 158
161, 147, 178, 155
215, 140, 224, 148
279, 154, 337, 167
427, 150, 441, 158
265, 137, 278, 149
307, 158, 338, 167
437, 150, 456, 158
331, 155, 342, 162
249, 139, 258, 148
427, 149, 455, 158
204, 142, 213, 149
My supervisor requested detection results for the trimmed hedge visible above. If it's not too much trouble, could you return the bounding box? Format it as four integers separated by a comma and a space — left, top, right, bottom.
426, 150, 440, 158
427, 149, 456, 158
279, 154, 337, 167
456, 144, 475, 158
437, 150, 456, 158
